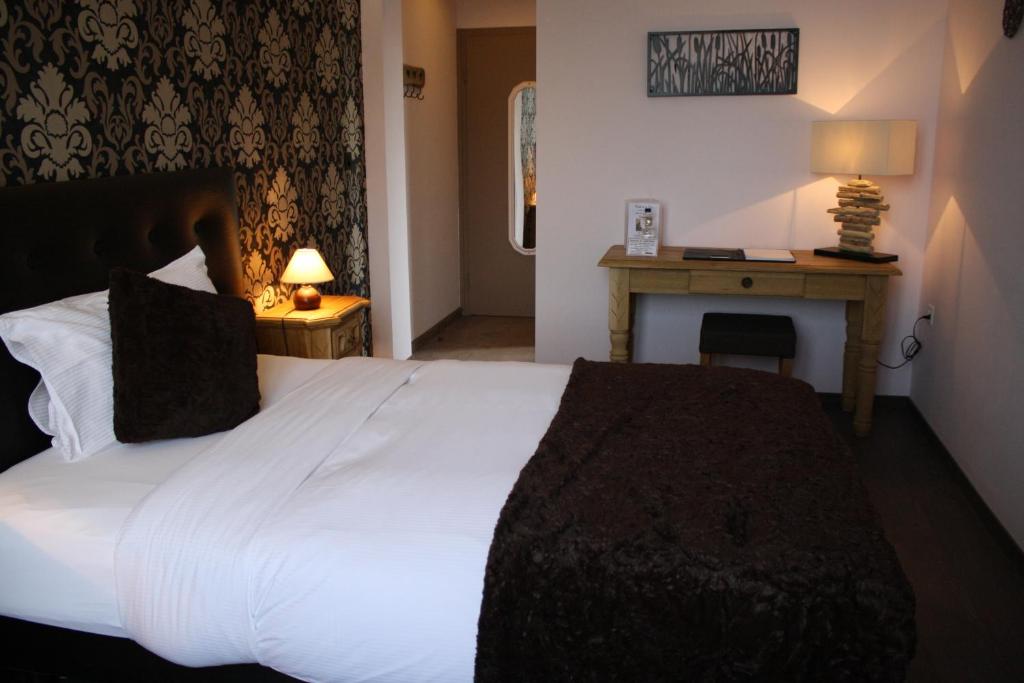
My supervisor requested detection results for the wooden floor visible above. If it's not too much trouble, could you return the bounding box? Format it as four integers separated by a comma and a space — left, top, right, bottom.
823, 396, 1024, 682
411, 315, 534, 362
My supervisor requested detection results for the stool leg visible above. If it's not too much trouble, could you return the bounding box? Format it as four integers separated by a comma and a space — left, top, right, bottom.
700, 352, 712, 368
778, 357, 793, 378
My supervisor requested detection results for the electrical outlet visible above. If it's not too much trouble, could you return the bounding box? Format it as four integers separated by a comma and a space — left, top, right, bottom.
926, 304, 935, 325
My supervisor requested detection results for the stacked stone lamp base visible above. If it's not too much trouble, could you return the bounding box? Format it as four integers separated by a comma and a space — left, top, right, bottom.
828, 178, 889, 254
814, 177, 899, 263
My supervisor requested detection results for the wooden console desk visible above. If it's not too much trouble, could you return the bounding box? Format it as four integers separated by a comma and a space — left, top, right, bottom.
598, 245, 902, 436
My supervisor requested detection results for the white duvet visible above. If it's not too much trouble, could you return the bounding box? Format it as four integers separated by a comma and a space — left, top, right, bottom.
115, 357, 570, 682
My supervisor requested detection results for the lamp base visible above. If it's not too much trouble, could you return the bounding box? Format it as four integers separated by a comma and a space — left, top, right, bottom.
826, 177, 892, 258
292, 285, 322, 310
814, 246, 898, 263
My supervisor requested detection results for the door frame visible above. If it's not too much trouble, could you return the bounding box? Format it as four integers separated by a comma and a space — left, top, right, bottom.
456, 26, 537, 311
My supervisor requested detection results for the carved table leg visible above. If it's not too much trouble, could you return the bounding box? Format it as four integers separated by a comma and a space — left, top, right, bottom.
854, 276, 888, 436
843, 299, 864, 412
608, 268, 632, 363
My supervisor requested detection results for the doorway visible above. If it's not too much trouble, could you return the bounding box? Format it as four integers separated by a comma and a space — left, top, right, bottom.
457, 27, 536, 317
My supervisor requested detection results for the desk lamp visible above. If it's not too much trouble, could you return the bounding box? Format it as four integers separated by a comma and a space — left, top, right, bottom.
281, 248, 334, 310
810, 120, 916, 263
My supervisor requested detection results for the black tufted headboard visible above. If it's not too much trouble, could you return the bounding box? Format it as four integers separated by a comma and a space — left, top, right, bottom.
0, 168, 245, 471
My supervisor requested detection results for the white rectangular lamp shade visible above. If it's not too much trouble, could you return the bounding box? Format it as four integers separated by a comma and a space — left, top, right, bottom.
811, 120, 917, 176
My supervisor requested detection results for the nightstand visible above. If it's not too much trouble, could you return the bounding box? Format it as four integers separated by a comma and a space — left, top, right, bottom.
255, 295, 370, 359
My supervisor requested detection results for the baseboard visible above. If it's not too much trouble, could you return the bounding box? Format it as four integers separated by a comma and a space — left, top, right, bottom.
412, 307, 462, 352
906, 398, 1024, 575
816, 392, 912, 412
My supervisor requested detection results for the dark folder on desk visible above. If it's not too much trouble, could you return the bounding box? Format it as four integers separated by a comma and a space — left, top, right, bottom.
683, 248, 745, 261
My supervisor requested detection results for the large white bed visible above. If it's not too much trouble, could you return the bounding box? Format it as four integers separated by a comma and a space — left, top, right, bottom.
0, 353, 570, 681
0, 168, 917, 682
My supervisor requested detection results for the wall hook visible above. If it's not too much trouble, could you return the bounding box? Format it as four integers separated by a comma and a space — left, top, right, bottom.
403, 64, 425, 100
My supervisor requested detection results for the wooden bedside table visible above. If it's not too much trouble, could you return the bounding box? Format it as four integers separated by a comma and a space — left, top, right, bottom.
255, 295, 370, 359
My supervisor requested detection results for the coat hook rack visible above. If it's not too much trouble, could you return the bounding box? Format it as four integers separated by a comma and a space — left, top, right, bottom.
403, 64, 425, 100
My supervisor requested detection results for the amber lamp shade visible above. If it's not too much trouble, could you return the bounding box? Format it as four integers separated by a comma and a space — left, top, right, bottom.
810, 120, 917, 177
281, 249, 334, 310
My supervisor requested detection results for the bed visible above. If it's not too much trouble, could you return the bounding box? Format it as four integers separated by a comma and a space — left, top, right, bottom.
0, 169, 915, 682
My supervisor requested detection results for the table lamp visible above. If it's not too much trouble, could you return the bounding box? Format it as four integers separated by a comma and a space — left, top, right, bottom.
281, 248, 334, 310
810, 120, 916, 263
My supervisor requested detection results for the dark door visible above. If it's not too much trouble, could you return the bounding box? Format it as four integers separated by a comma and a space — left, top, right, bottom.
457, 27, 536, 316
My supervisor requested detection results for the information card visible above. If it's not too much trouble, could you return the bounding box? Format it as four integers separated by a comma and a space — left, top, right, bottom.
625, 200, 661, 256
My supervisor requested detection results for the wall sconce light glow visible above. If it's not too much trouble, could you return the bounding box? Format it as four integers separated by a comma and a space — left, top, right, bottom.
950, 0, 1004, 94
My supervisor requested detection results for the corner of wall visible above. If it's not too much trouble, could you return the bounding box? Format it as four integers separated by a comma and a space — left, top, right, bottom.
403, 0, 462, 339
910, 0, 1024, 549
363, 0, 414, 359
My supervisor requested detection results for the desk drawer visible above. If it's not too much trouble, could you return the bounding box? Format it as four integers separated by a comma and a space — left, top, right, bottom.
690, 271, 805, 296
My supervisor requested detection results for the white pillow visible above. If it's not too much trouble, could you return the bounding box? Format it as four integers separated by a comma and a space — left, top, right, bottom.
0, 246, 219, 461
147, 245, 219, 293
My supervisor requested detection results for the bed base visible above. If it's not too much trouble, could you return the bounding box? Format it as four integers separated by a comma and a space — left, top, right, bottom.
0, 616, 295, 682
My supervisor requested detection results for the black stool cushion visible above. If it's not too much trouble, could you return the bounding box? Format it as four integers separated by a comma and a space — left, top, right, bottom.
699, 313, 796, 359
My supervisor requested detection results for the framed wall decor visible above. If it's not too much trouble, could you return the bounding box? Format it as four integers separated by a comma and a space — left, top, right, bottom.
647, 28, 799, 97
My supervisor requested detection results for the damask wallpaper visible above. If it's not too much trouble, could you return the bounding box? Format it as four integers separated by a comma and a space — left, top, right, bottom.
0, 0, 369, 313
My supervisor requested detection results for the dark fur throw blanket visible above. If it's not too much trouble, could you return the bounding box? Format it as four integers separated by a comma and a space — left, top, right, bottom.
476, 360, 915, 682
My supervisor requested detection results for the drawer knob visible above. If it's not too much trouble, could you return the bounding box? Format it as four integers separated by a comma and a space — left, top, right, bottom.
741, 277, 753, 289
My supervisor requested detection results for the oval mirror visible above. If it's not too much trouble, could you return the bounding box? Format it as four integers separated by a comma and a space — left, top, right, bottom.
508, 81, 536, 255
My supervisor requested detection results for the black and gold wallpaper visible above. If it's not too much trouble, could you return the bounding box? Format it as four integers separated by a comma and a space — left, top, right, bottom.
0, 0, 369, 310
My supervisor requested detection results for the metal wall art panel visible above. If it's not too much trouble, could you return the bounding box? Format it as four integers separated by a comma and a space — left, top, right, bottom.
648, 28, 800, 97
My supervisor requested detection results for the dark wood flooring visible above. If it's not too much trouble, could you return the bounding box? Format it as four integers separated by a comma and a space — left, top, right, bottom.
823, 396, 1024, 683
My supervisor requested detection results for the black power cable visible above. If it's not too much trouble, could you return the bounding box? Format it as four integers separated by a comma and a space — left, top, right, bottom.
878, 314, 930, 369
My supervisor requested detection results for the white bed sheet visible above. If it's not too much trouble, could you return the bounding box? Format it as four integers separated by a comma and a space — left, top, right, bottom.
112, 357, 571, 681
0, 354, 334, 637
250, 359, 572, 681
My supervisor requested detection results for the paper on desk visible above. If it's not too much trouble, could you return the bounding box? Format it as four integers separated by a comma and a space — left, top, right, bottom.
743, 249, 795, 262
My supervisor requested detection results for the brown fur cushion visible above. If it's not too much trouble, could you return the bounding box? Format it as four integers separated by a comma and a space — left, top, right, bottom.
109, 269, 259, 443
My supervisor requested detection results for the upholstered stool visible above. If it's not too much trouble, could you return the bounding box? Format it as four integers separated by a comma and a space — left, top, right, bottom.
699, 313, 796, 377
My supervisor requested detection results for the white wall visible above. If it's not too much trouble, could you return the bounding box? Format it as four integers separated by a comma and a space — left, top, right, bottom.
366, 0, 534, 350
363, 0, 413, 359
456, 0, 535, 28
912, 0, 1024, 547
536, 0, 946, 396
403, 0, 462, 338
